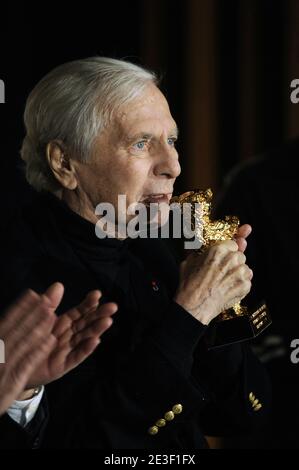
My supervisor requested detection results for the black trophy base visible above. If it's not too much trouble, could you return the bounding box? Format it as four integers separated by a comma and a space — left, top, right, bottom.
205, 303, 271, 349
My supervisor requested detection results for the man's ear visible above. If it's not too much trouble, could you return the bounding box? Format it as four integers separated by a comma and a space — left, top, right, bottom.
46, 141, 78, 190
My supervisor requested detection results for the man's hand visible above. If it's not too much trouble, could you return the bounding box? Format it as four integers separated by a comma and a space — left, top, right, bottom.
25, 283, 117, 388
174, 224, 253, 325
0, 284, 117, 414
233, 223, 252, 252
0, 290, 57, 415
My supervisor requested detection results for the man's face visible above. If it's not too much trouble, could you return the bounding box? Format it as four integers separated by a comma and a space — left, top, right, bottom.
72, 84, 181, 225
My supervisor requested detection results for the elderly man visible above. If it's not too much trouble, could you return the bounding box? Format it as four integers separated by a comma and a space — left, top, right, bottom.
0, 57, 270, 449
0, 283, 116, 448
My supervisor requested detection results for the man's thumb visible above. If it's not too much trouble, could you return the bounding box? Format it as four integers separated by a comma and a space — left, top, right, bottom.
44, 282, 65, 310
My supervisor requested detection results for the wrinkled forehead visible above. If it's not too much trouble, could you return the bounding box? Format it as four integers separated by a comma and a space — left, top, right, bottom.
113, 86, 177, 137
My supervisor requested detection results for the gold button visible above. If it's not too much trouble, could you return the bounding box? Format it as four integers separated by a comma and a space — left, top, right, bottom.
252, 399, 259, 407
249, 392, 255, 401
172, 404, 183, 415
156, 419, 166, 427
254, 404, 262, 411
148, 426, 159, 435
164, 411, 175, 421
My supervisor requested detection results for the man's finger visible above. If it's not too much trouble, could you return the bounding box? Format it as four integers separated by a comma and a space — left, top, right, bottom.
64, 337, 101, 372
97, 302, 118, 318
21, 334, 57, 388
52, 291, 104, 337
76, 290, 103, 316
234, 224, 252, 252
61, 290, 103, 326
72, 302, 118, 334
235, 224, 252, 239
6, 307, 56, 363
235, 237, 247, 253
43, 282, 65, 310
70, 316, 114, 348
0, 290, 40, 335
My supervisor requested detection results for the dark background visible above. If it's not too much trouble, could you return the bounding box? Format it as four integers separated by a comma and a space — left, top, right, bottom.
1, 0, 299, 449
1, 0, 299, 208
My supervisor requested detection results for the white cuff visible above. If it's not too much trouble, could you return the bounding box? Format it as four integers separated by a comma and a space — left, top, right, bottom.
7, 386, 44, 427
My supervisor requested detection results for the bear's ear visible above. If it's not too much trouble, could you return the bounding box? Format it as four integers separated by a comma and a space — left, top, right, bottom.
204, 188, 213, 201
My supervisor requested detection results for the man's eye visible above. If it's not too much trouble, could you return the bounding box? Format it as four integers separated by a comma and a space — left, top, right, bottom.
133, 141, 147, 150
168, 137, 177, 146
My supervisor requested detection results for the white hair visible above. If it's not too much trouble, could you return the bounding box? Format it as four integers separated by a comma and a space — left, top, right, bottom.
20, 57, 158, 191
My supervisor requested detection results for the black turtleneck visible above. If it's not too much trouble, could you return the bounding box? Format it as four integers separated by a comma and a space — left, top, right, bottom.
43, 192, 132, 298
34, 192, 205, 360
0, 191, 271, 449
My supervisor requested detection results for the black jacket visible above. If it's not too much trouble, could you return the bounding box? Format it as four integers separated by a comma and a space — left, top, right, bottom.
0, 394, 48, 449
0, 192, 271, 449
215, 140, 299, 448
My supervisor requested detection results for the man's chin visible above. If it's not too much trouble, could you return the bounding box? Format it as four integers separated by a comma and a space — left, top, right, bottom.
125, 202, 170, 238
95, 198, 171, 240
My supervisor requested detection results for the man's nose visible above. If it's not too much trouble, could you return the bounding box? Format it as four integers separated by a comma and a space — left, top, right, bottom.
154, 147, 181, 179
